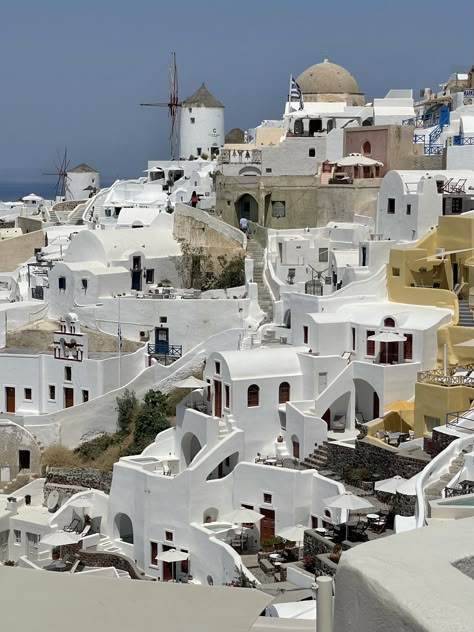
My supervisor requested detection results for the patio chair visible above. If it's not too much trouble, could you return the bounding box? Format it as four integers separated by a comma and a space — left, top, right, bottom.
349, 519, 368, 542
371, 517, 387, 534
63, 518, 81, 533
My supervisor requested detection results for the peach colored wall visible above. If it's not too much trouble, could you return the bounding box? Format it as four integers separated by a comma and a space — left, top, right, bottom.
344, 128, 389, 176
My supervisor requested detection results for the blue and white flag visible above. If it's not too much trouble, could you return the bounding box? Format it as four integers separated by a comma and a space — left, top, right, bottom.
290, 75, 304, 111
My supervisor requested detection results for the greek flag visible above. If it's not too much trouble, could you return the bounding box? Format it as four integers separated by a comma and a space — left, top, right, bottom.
290, 75, 304, 110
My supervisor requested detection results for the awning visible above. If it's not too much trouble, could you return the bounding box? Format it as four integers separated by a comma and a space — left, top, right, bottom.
367, 332, 407, 342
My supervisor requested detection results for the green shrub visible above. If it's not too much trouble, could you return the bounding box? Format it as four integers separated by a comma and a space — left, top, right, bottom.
116, 389, 138, 434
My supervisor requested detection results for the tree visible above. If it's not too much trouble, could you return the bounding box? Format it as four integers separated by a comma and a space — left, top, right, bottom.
125, 389, 171, 455
116, 389, 138, 434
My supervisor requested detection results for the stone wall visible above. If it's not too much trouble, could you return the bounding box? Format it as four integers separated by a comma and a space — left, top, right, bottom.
217, 175, 379, 230
326, 438, 428, 480
0, 230, 45, 272
45, 467, 112, 495
431, 428, 457, 458
75, 550, 151, 579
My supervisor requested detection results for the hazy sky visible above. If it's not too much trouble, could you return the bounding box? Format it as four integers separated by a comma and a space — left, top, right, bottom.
0, 0, 473, 180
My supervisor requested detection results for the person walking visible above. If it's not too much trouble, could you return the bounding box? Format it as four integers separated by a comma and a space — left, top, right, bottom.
239, 216, 250, 238
190, 191, 198, 208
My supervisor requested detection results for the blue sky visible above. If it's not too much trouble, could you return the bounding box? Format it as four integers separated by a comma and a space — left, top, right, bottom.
0, 0, 473, 180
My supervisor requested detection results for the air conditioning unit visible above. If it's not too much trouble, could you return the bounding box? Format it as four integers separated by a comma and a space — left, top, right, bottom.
139, 331, 150, 341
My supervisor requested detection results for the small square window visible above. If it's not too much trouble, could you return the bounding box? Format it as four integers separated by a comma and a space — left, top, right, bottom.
159, 316, 167, 324
318, 248, 329, 263
215, 361, 221, 375
49, 385, 56, 400
309, 148, 316, 157
65, 366, 72, 381
392, 267, 400, 277
263, 493, 272, 504
14, 529, 21, 544
188, 108, 192, 113
266, 168, 272, 173
387, 198, 395, 214
24, 388, 32, 401
146, 269, 154, 284
58, 276, 66, 291
165, 531, 173, 542
82, 389, 89, 403
190, 117, 195, 124
406, 204, 411, 215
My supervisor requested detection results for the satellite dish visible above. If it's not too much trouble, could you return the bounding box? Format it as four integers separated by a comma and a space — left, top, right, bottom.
46, 490, 60, 512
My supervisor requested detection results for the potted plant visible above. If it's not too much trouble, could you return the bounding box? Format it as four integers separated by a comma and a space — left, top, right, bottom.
329, 544, 342, 564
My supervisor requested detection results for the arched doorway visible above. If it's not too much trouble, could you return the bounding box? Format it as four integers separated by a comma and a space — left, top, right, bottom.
114, 513, 134, 544
235, 194, 258, 223
181, 432, 203, 466
354, 379, 380, 422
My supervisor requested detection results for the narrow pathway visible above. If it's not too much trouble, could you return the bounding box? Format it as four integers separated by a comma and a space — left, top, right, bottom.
246, 239, 273, 322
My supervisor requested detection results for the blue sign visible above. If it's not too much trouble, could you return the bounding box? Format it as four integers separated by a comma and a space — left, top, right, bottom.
464, 90, 474, 98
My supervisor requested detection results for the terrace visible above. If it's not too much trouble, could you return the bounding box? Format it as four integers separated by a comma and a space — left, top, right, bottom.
418, 364, 474, 387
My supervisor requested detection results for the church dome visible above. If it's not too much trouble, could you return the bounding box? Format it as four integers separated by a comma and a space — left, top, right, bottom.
296, 59, 360, 96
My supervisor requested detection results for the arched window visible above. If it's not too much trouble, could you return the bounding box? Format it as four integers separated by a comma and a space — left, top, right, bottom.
384, 317, 395, 327
362, 140, 371, 155
279, 382, 291, 404
247, 384, 259, 407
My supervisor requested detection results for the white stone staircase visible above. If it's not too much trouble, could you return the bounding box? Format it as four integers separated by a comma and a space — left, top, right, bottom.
424, 452, 466, 503
98, 534, 122, 554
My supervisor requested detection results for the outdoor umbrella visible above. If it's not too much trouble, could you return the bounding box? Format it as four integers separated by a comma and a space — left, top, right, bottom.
69, 497, 93, 509
333, 153, 383, 168
276, 524, 307, 545
367, 332, 407, 343
223, 508, 264, 551
41, 531, 79, 560
324, 492, 373, 540
174, 376, 208, 408
41, 532, 79, 546
277, 524, 307, 560
156, 549, 190, 581
374, 475, 406, 494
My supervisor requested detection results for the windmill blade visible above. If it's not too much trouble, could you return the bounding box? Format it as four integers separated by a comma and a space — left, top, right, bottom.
140, 102, 169, 107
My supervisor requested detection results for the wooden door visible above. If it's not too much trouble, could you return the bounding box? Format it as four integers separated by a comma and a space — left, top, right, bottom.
64, 387, 74, 408
214, 380, 222, 418
5, 387, 15, 413
26, 532, 39, 561
155, 327, 169, 354
292, 441, 300, 459
259, 508, 275, 541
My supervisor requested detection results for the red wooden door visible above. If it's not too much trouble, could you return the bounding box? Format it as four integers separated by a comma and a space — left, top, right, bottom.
259, 508, 275, 541
5, 387, 15, 413
214, 380, 222, 417
64, 387, 74, 408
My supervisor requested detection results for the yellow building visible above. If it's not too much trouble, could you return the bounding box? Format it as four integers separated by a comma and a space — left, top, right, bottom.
385, 214, 474, 437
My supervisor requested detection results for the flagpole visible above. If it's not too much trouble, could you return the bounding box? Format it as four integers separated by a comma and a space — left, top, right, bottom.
288, 74, 293, 112
118, 295, 122, 387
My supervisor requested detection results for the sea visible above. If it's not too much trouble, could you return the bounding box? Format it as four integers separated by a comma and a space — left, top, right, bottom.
0, 180, 58, 202
0, 179, 113, 202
